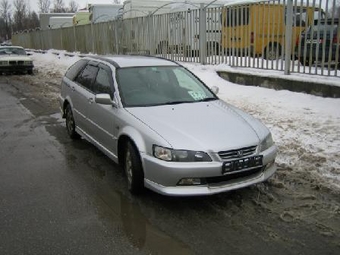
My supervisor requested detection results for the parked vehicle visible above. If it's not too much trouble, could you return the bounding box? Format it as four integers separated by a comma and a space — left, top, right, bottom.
0, 46, 34, 75
73, 10, 91, 26
297, 18, 340, 66
59, 55, 277, 196
0, 40, 12, 46
221, 0, 325, 60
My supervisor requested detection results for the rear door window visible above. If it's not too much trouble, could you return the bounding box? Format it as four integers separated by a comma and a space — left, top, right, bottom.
75, 63, 99, 92
65, 59, 88, 80
93, 65, 114, 96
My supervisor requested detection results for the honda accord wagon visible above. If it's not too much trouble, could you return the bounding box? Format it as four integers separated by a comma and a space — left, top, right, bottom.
59, 55, 277, 196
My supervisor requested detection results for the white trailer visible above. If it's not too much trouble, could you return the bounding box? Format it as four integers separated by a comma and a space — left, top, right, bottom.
48, 16, 74, 29
123, 0, 176, 18
122, 0, 226, 56
89, 4, 123, 23
40, 13, 74, 30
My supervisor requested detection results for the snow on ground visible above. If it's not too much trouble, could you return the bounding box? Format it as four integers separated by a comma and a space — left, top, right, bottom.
31, 50, 340, 192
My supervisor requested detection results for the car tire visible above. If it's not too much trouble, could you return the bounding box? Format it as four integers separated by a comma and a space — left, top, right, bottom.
124, 141, 144, 194
27, 69, 33, 75
264, 44, 281, 60
65, 104, 80, 140
299, 58, 312, 67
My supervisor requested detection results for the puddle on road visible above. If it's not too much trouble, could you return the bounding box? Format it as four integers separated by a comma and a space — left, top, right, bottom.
95, 185, 193, 255
43, 114, 193, 255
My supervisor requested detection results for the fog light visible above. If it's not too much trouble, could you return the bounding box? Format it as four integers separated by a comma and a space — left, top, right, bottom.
178, 178, 202, 186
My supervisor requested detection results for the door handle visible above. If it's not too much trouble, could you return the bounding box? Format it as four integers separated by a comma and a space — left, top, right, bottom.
88, 98, 94, 104
71, 86, 75, 91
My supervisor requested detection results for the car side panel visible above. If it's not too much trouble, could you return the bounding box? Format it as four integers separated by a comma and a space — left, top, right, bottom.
87, 103, 118, 156
67, 79, 92, 135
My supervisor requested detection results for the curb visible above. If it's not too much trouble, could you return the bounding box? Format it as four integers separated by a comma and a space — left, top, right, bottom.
217, 71, 340, 98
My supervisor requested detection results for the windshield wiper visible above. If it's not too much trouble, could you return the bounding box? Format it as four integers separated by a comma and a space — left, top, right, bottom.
163, 100, 191, 105
196, 97, 217, 102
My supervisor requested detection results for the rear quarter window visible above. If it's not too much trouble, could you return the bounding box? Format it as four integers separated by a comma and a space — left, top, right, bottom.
65, 59, 88, 81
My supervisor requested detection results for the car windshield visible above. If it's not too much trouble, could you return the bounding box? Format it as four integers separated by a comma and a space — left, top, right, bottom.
0, 47, 27, 55
116, 66, 217, 107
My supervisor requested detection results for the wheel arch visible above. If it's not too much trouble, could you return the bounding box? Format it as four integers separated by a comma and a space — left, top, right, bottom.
263, 41, 282, 59
61, 98, 73, 118
117, 127, 147, 167
264, 41, 282, 53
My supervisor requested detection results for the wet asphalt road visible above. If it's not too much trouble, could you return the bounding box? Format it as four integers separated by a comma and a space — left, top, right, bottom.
0, 77, 339, 255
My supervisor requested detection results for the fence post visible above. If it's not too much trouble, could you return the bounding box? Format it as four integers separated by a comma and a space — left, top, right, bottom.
199, 3, 207, 64
73, 25, 77, 52
91, 22, 95, 53
149, 13, 155, 55
284, 0, 293, 75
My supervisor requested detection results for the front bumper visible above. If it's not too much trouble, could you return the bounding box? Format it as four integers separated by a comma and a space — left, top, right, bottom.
142, 145, 278, 196
0, 65, 34, 73
298, 45, 340, 62
59, 95, 65, 118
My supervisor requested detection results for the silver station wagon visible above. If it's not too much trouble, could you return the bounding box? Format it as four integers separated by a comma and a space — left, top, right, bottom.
59, 55, 277, 196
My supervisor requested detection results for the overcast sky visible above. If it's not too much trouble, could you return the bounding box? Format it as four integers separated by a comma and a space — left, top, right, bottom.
8, 0, 116, 13
7, 0, 332, 13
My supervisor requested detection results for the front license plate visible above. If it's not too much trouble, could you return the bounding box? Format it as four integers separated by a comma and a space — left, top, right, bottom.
222, 156, 263, 175
306, 39, 320, 44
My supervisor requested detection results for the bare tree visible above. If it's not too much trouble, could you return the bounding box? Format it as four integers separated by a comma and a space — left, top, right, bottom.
69, 0, 78, 13
13, 0, 27, 32
26, 11, 39, 29
333, 0, 340, 18
52, 0, 66, 13
37, 0, 51, 13
0, 0, 12, 40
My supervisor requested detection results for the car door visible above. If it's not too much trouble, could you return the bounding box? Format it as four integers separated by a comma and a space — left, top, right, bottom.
87, 64, 118, 155
72, 61, 99, 136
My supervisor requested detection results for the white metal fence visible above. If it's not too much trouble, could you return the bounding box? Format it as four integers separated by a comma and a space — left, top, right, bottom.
12, 0, 340, 77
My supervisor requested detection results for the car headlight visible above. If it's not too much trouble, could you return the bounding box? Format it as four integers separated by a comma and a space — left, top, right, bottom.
260, 133, 274, 152
153, 145, 211, 162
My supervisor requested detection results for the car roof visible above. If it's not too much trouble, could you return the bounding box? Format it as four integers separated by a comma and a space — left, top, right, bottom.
0, 46, 24, 49
85, 55, 179, 68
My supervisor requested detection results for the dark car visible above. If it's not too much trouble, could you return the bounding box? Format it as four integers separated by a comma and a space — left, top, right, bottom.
297, 18, 339, 66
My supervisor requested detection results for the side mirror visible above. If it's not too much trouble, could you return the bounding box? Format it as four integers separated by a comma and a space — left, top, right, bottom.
95, 93, 118, 107
211, 86, 219, 95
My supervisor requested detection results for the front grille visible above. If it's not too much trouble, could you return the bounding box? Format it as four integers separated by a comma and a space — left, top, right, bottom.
205, 167, 263, 185
9, 61, 25, 66
218, 145, 257, 160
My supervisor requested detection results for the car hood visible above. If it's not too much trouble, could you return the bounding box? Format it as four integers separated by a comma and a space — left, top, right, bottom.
0, 55, 32, 61
126, 100, 270, 151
